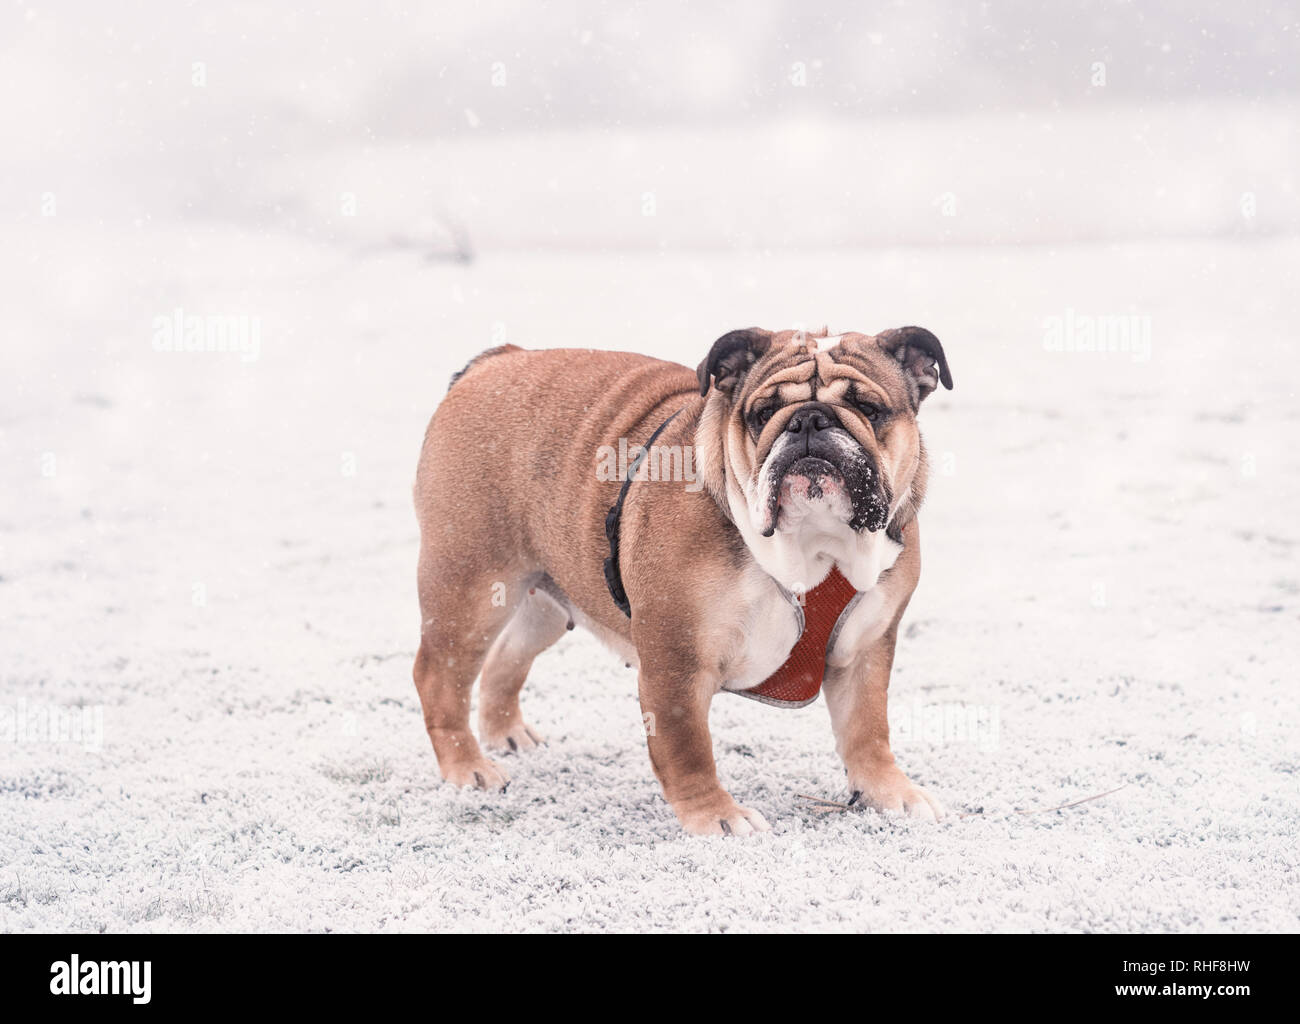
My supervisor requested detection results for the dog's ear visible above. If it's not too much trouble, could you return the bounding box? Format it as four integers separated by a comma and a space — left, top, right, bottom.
697, 328, 772, 397
874, 326, 953, 404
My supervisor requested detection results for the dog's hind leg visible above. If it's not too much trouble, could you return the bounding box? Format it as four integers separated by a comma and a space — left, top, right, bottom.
478, 586, 570, 754
413, 554, 524, 793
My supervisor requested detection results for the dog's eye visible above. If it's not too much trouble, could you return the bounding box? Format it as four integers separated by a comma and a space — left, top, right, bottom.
855, 400, 884, 423
755, 406, 776, 426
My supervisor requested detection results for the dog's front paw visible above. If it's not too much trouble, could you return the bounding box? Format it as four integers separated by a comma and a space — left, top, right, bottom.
481, 722, 545, 755
673, 792, 772, 837
847, 762, 945, 822
441, 757, 511, 793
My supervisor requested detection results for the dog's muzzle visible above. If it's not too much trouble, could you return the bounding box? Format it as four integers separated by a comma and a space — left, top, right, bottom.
762, 403, 890, 534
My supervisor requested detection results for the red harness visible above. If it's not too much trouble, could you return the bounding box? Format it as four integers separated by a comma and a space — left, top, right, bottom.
734, 568, 859, 708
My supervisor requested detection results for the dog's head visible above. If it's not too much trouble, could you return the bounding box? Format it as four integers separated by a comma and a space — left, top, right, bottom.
696, 326, 952, 589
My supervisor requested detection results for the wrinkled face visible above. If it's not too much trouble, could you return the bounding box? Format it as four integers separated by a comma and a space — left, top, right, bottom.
698, 327, 953, 545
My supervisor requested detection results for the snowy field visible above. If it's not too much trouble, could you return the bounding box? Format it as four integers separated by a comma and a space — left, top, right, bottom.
3, 215, 1298, 932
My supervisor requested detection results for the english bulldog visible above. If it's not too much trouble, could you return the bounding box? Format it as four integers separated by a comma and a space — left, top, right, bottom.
412, 326, 953, 835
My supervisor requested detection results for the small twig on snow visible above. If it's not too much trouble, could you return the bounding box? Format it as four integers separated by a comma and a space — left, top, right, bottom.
796, 782, 1131, 819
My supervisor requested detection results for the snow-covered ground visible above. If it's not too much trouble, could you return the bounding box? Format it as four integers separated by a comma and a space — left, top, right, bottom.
3, 212, 1298, 931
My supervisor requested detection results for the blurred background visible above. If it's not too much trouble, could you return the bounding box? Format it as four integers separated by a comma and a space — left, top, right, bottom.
4, 0, 1298, 249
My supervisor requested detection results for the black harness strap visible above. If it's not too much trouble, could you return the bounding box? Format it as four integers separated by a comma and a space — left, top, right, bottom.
603, 409, 683, 618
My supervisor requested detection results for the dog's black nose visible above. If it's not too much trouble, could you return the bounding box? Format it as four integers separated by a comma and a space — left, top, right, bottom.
785, 403, 835, 435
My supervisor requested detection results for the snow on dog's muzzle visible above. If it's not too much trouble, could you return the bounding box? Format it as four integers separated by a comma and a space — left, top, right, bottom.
760, 408, 889, 534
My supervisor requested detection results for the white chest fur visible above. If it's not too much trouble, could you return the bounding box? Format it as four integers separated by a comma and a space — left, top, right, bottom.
728, 474, 902, 594
718, 562, 805, 692
715, 534, 903, 693
717, 472, 905, 686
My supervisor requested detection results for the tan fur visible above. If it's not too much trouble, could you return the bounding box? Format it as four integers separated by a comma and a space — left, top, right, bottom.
412, 328, 952, 834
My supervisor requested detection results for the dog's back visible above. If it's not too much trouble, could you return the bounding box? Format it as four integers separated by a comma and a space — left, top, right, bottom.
417, 345, 697, 563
